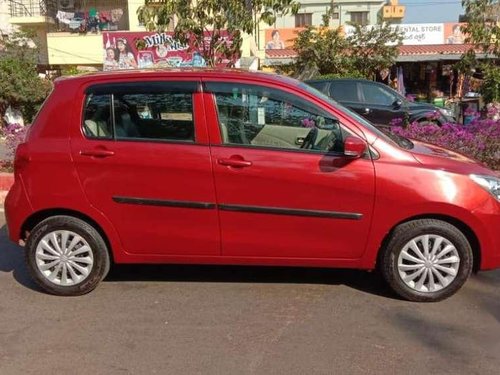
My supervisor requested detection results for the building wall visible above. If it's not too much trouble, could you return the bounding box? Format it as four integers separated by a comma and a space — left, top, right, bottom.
274, 0, 385, 29
0, 1, 15, 36
45, 0, 145, 65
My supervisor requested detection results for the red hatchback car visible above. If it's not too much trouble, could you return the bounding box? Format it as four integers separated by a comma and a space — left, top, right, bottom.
5, 69, 500, 301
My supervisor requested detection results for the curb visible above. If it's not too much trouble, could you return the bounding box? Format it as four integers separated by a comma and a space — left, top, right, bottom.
0, 173, 14, 203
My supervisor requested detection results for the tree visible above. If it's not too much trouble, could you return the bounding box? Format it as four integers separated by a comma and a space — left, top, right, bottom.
137, 0, 300, 67
293, 27, 352, 77
345, 24, 403, 78
460, 0, 500, 103
292, 18, 402, 79
0, 29, 52, 126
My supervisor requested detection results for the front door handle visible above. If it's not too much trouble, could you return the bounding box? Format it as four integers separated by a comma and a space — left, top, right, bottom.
80, 149, 115, 158
218, 158, 252, 168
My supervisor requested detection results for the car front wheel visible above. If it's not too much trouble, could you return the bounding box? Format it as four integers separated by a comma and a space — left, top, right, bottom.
380, 219, 473, 302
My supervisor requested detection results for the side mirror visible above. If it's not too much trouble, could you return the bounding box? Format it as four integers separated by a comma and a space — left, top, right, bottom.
393, 99, 403, 108
344, 136, 367, 158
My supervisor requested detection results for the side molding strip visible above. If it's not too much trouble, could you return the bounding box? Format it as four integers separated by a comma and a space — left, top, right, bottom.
113, 197, 363, 220
219, 204, 363, 220
112, 196, 216, 209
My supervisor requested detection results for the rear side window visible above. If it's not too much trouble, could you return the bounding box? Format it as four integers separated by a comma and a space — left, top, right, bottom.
330, 82, 359, 102
82, 81, 197, 142
83, 94, 112, 139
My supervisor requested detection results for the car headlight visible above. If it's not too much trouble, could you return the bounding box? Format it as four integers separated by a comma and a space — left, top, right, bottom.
470, 174, 500, 201
439, 107, 454, 118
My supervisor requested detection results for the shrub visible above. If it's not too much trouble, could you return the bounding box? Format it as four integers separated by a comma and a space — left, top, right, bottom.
1, 123, 29, 166
391, 117, 500, 171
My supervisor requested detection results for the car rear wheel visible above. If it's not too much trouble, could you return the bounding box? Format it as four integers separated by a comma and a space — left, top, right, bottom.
25, 216, 110, 296
380, 219, 473, 302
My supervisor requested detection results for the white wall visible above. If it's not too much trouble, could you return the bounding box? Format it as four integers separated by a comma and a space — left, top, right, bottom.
0, 1, 16, 36
274, 0, 385, 28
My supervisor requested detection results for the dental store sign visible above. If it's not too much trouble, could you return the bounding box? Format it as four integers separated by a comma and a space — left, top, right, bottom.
344, 23, 466, 45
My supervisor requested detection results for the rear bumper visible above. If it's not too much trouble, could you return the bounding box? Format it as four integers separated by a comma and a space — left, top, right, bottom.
5, 176, 33, 244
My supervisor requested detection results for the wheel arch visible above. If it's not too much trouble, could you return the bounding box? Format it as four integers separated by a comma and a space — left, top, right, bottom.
376, 214, 481, 272
20, 208, 114, 263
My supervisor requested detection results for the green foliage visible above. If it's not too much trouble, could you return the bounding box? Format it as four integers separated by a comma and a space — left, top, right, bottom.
481, 65, 500, 103
0, 29, 52, 125
61, 65, 83, 76
292, 21, 402, 79
460, 0, 500, 104
345, 24, 403, 78
293, 27, 352, 77
137, 0, 300, 67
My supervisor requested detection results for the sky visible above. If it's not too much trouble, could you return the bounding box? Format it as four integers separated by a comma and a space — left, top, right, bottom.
399, 0, 464, 23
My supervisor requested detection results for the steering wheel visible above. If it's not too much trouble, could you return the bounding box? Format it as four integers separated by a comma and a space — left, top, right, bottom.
301, 127, 318, 149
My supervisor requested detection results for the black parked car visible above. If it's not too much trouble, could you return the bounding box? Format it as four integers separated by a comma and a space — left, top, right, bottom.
305, 78, 455, 127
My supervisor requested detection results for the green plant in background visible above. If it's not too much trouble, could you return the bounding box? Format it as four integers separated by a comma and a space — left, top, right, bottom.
61, 65, 84, 76
293, 27, 353, 77
461, 0, 500, 104
0, 29, 52, 126
480, 64, 500, 104
345, 23, 403, 79
137, 0, 300, 67
292, 13, 402, 80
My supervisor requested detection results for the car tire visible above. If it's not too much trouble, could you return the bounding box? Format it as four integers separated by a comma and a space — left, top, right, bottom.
380, 219, 472, 302
25, 215, 111, 296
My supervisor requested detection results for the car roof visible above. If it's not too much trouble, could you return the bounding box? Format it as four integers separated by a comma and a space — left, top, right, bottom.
55, 68, 299, 87
306, 78, 373, 83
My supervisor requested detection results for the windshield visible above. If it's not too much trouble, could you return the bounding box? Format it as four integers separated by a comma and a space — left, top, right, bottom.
298, 82, 413, 149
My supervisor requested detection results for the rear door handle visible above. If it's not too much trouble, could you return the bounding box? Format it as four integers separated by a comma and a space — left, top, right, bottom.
80, 149, 115, 158
218, 158, 252, 168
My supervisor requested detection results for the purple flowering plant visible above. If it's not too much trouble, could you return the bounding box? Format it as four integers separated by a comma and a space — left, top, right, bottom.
1, 123, 29, 172
390, 112, 500, 170
301, 118, 316, 128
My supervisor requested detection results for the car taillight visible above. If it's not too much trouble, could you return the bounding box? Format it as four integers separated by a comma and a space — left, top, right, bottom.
14, 143, 30, 172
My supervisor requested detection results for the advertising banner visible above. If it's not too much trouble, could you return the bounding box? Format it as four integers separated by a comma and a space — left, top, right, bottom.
102, 31, 234, 70
264, 28, 303, 50
444, 23, 467, 44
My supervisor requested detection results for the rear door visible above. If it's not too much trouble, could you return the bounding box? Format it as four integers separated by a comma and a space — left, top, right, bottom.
70, 80, 220, 256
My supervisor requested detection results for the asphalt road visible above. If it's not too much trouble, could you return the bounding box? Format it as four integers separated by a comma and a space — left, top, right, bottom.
0, 213, 499, 375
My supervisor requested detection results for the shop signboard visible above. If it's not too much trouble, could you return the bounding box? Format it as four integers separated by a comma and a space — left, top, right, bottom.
102, 31, 234, 70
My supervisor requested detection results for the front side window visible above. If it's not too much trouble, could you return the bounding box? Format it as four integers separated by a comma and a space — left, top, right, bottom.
82, 82, 196, 142
361, 83, 397, 106
206, 82, 344, 153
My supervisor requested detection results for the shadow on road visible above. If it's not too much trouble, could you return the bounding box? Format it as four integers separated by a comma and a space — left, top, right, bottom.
0, 226, 41, 292
0, 225, 399, 298
108, 265, 398, 299
3, 222, 498, 305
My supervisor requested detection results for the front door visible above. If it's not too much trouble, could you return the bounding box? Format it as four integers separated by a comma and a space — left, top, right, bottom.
205, 81, 375, 259
359, 82, 406, 126
71, 80, 219, 256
